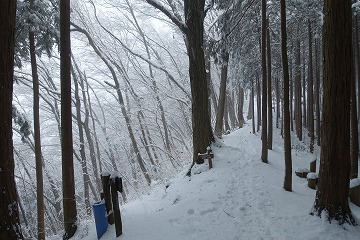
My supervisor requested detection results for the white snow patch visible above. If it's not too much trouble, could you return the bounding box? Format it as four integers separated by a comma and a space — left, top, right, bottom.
350, 178, 360, 188
48, 123, 360, 240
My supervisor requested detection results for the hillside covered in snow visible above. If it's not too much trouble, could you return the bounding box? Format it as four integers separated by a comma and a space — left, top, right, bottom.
50, 123, 360, 240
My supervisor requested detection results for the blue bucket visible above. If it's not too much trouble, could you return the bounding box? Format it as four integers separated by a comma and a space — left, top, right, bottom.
93, 201, 108, 239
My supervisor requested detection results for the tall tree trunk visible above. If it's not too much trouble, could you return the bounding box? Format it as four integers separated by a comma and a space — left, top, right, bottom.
72, 66, 91, 216
315, 38, 321, 146
351, 58, 359, 179
351, 16, 359, 179
251, 81, 256, 134
281, 0, 292, 192
247, 86, 253, 120
184, 0, 214, 163
290, 62, 294, 132
257, 72, 261, 132
214, 52, 229, 138
275, 77, 280, 129
228, 92, 239, 128
302, 43, 307, 129
295, 39, 303, 141
237, 85, 245, 128
29, 6, 45, 237
313, 0, 356, 225
261, 0, 268, 163
223, 93, 231, 132
60, 0, 78, 237
308, 20, 315, 153
266, 19, 273, 150
0, 1, 23, 239
355, 15, 360, 118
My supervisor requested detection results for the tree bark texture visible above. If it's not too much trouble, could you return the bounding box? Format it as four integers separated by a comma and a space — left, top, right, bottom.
315, 38, 321, 146
237, 85, 245, 128
261, 0, 268, 163
29, 10, 45, 238
350, 56, 358, 179
308, 20, 315, 153
302, 43, 307, 128
295, 39, 302, 141
266, 19, 273, 150
60, 0, 78, 237
281, 0, 292, 192
184, 0, 214, 163
313, 0, 355, 225
351, 16, 358, 179
0, 1, 23, 239
275, 77, 280, 129
214, 52, 229, 138
256, 72, 261, 132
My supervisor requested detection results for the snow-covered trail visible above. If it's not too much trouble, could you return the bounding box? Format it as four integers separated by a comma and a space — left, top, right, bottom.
53, 123, 360, 240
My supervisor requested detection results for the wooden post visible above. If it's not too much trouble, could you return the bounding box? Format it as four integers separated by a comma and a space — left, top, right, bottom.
111, 176, 122, 237
310, 159, 316, 172
207, 148, 213, 169
101, 173, 114, 224
198, 147, 214, 170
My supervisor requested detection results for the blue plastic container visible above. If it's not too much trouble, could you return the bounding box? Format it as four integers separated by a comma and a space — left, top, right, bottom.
93, 201, 108, 239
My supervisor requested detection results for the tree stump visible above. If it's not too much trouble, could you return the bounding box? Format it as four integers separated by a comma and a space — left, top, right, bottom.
307, 172, 318, 190
349, 179, 360, 207
295, 168, 309, 178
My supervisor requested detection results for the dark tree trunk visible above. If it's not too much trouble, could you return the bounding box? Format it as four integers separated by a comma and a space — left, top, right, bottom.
266, 19, 273, 150
355, 15, 360, 118
29, 4, 45, 237
351, 16, 359, 179
302, 43, 307, 128
315, 37, 320, 146
205, 55, 214, 120
281, 0, 292, 192
0, 1, 23, 239
247, 85, 253, 120
261, 0, 268, 163
224, 93, 231, 132
237, 85, 245, 128
275, 77, 280, 129
351, 56, 359, 179
313, 0, 356, 225
184, 0, 214, 163
257, 72, 261, 132
290, 62, 294, 132
295, 39, 302, 141
214, 52, 229, 138
251, 81, 256, 134
60, 0, 78, 237
308, 20, 315, 153
228, 92, 239, 129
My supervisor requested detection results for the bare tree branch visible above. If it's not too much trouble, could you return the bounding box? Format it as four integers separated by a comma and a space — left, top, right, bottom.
144, 0, 187, 33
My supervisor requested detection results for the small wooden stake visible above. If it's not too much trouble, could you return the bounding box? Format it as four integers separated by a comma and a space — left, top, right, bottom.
101, 174, 114, 224
111, 177, 122, 237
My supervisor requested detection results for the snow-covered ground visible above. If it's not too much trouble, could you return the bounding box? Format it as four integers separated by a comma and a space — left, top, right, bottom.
51, 123, 360, 240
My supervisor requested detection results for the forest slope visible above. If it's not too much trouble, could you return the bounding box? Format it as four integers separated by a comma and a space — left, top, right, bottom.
50, 123, 360, 240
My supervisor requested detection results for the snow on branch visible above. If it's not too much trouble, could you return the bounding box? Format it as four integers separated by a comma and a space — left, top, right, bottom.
145, 0, 187, 33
